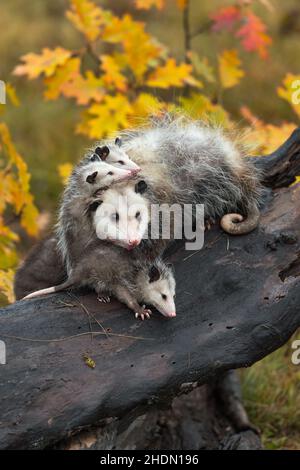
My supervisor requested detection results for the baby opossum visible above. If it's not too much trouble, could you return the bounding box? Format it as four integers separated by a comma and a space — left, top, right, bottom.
116, 115, 262, 235
23, 253, 176, 320
56, 139, 141, 273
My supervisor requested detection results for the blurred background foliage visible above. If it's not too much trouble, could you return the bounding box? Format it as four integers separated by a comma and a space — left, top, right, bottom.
0, 0, 299, 449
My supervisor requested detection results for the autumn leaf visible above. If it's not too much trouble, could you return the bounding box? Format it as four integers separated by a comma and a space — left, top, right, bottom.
147, 58, 200, 88
211, 6, 241, 32
188, 52, 215, 83
79, 94, 132, 138
135, 0, 164, 9
14, 48, 72, 79
58, 163, 73, 185
277, 73, 300, 118
0, 269, 15, 303
102, 14, 162, 80
6, 83, 20, 107
236, 12, 272, 59
101, 55, 127, 92
44, 57, 81, 101
177, 0, 187, 9
241, 106, 297, 155
130, 93, 164, 123
66, 0, 109, 42
180, 93, 230, 127
62, 70, 104, 105
218, 49, 244, 89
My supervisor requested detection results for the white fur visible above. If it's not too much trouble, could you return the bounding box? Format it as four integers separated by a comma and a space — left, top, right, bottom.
93, 183, 150, 249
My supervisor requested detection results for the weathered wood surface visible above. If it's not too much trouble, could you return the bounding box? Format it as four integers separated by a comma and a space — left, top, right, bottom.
0, 129, 300, 449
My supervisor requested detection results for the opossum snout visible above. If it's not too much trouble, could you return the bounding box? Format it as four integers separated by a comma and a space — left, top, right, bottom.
127, 238, 141, 249
163, 311, 176, 318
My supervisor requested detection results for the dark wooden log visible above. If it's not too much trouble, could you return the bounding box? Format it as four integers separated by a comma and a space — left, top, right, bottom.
0, 129, 300, 450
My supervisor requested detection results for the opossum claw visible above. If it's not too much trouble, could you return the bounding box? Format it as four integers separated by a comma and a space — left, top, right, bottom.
135, 307, 152, 320
97, 295, 111, 303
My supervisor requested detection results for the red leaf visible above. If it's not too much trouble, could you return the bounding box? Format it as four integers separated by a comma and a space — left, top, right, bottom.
211, 6, 241, 32
235, 12, 272, 59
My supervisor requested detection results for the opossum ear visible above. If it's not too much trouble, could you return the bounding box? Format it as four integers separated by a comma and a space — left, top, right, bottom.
86, 171, 98, 184
149, 265, 160, 283
95, 146, 110, 161
166, 263, 175, 274
135, 180, 147, 194
115, 137, 122, 147
88, 200, 102, 212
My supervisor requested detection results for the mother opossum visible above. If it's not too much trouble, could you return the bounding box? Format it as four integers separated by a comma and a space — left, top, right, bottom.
116, 115, 262, 235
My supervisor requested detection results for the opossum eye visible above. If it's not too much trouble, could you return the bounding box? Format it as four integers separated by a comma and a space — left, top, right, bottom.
111, 212, 119, 222
161, 294, 167, 301
135, 180, 147, 194
118, 160, 125, 165
95, 146, 110, 161
90, 153, 101, 162
107, 171, 114, 176
115, 137, 122, 147
135, 211, 140, 219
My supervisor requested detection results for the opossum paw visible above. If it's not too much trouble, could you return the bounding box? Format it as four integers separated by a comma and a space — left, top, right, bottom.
97, 295, 111, 303
135, 307, 152, 321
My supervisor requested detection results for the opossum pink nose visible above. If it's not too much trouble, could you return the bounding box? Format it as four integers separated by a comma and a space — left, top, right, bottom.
129, 238, 140, 247
168, 312, 176, 318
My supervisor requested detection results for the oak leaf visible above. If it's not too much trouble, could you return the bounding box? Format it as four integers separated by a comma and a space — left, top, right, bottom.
218, 49, 244, 89
14, 48, 72, 79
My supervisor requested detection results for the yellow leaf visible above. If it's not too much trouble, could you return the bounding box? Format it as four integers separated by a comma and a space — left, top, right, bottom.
0, 269, 15, 303
180, 93, 230, 127
78, 94, 132, 138
100, 55, 127, 92
14, 48, 72, 80
6, 83, 20, 107
277, 73, 300, 118
102, 14, 162, 80
147, 58, 198, 89
66, 0, 108, 42
135, 0, 164, 9
44, 57, 81, 101
21, 202, 40, 237
218, 49, 244, 89
130, 93, 164, 123
58, 163, 73, 185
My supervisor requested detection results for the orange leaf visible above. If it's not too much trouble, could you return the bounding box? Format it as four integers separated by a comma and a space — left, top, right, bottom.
135, 0, 164, 9
62, 70, 104, 105
13, 48, 72, 79
44, 57, 81, 100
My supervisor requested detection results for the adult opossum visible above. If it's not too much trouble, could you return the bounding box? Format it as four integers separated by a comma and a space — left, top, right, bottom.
23, 253, 176, 320
117, 115, 262, 236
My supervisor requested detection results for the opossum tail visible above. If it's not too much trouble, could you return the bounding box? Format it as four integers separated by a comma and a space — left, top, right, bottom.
22, 279, 74, 300
220, 204, 260, 235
